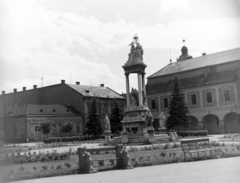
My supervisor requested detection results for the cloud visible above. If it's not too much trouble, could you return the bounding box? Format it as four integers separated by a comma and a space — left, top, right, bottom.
0, 0, 125, 92
159, 0, 189, 15
0, 0, 239, 93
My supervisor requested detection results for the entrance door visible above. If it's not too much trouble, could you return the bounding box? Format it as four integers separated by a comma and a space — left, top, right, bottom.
34, 125, 42, 141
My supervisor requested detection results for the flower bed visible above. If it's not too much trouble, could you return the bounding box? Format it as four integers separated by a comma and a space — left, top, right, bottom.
1, 142, 240, 182
0, 151, 70, 165
43, 135, 104, 143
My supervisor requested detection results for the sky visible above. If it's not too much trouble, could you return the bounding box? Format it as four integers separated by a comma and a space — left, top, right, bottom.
0, 0, 240, 94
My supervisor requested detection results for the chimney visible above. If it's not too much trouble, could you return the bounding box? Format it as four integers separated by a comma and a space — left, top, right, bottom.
14, 88, 17, 93
33, 85, 37, 89
23, 87, 26, 91
202, 53, 206, 56
61, 80, 65, 84
76, 82, 80, 85
2, 91, 5, 95
100, 84, 104, 87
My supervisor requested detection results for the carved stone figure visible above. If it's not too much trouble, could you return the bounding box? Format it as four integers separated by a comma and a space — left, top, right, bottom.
158, 112, 166, 129
128, 34, 144, 63
129, 88, 139, 109
78, 147, 97, 173
104, 114, 111, 133
145, 111, 153, 127
115, 144, 133, 169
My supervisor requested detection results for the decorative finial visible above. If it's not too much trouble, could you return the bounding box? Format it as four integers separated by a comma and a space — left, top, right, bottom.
170, 59, 172, 63
183, 39, 185, 46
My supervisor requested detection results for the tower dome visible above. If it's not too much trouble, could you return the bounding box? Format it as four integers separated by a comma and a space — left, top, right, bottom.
177, 40, 193, 62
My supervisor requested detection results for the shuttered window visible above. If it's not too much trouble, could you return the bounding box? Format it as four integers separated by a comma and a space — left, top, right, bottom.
151, 99, 156, 109
206, 92, 213, 103
223, 89, 230, 101
163, 98, 169, 108
191, 94, 197, 105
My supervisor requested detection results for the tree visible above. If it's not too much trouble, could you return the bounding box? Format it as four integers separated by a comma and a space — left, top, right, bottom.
85, 97, 104, 137
166, 76, 189, 132
61, 121, 73, 134
40, 122, 51, 138
110, 100, 124, 134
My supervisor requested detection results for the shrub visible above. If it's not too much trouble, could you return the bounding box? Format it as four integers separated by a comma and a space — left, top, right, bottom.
42, 135, 100, 143
177, 130, 208, 137
60, 122, 73, 134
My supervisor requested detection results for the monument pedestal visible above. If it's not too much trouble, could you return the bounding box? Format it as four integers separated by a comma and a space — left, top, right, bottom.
148, 127, 156, 143
121, 134, 128, 144
104, 130, 111, 144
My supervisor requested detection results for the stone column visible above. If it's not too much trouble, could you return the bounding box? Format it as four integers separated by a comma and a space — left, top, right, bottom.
138, 73, 143, 106
125, 74, 130, 107
142, 74, 145, 91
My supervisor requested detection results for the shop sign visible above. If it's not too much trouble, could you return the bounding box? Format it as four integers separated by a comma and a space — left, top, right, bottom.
29, 118, 54, 124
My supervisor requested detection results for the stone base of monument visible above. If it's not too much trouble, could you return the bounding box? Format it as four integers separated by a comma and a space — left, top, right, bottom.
147, 127, 156, 143
104, 135, 111, 144
154, 134, 169, 142
121, 134, 128, 144
108, 133, 169, 145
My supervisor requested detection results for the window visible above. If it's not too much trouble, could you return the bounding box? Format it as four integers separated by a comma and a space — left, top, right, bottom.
151, 99, 156, 109
191, 94, 197, 105
223, 89, 230, 101
206, 92, 213, 103
34, 125, 41, 132
163, 98, 169, 108
76, 125, 80, 133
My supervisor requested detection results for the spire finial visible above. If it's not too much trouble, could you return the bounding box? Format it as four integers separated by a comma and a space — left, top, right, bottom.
183, 39, 185, 46
169, 48, 172, 63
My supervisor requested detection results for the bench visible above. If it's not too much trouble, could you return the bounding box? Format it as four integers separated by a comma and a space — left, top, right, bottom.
180, 138, 221, 161
78, 144, 133, 173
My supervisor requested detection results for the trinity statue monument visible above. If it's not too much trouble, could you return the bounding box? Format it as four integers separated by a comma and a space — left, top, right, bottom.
110, 34, 168, 144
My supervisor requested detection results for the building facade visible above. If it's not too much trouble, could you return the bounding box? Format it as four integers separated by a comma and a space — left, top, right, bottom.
146, 47, 240, 134
0, 81, 125, 142
0, 104, 82, 142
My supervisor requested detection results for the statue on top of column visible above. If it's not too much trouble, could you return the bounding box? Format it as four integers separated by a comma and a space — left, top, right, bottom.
127, 34, 144, 64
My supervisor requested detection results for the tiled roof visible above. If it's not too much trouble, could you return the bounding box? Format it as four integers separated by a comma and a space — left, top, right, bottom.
26, 104, 74, 115
67, 84, 125, 99
0, 104, 75, 117
146, 53, 240, 94
148, 47, 240, 78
